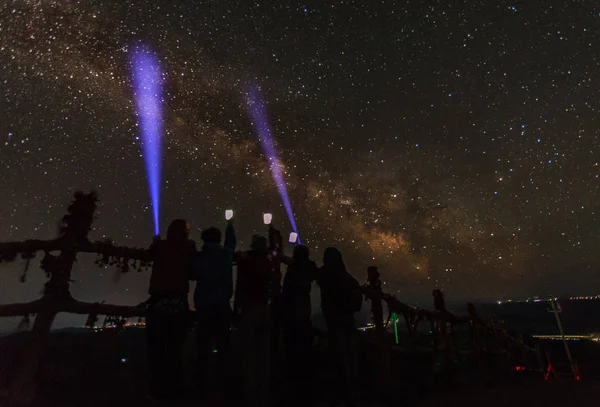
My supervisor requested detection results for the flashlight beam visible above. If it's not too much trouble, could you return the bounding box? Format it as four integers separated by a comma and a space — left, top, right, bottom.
131, 46, 163, 236
245, 86, 299, 240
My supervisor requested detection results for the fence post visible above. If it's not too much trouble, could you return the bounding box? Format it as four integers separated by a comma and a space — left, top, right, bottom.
467, 302, 486, 377
432, 289, 448, 352
4, 247, 75, 404
0, 192, 153, 405
367, 266, 392, 389
535, 344, 544, 378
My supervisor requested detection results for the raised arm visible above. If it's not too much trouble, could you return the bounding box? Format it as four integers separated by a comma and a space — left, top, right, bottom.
277, 230, 284, 257
233, 251, 243, 314
147, 235, 161, 259
280, 254, 293, 265
224, 220, 237, 252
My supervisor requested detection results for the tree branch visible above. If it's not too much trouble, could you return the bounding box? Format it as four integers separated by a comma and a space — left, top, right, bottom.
0, 300, 45, 317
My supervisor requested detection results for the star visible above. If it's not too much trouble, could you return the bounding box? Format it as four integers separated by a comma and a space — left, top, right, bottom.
0, 1, 599, 330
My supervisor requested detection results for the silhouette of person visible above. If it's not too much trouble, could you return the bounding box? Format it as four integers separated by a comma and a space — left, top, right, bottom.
234, 235, 278, 407
266, 225, 285, 381
433, 289, 449, 349
317, 247, 360, 407
145, 219, 196, 402
281, 244, 317, 401
433, 288, 446, 313
190, 219, 236, 390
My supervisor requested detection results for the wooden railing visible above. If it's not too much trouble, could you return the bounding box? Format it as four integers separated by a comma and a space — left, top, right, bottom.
362, 266, 545, 389
0, 191, 548, 404
0, 192, 151, 404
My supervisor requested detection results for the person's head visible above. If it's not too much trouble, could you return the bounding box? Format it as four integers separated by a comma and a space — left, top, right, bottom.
201, 227, 222, 245
293, 244, 310, 261
250, 234, 268, 253
166, 219, 190, 242
323, 247, 344, 268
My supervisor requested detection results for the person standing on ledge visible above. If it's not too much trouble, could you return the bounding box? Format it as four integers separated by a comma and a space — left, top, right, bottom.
190, 218, 236, 394
145, 219, 196, 402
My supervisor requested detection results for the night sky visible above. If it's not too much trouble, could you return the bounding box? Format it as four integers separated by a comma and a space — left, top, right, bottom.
1, 1, 600, 328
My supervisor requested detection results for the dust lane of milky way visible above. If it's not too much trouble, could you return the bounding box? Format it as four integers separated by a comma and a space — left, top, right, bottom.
1, 1, 599, 327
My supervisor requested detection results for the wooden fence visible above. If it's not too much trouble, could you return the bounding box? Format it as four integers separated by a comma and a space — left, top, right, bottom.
0, 191, 547, 404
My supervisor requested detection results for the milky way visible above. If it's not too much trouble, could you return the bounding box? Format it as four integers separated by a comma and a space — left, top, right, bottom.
1, 1, 600, 328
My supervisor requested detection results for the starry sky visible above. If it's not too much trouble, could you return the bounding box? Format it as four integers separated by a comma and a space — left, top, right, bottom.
1, 1, 600, 328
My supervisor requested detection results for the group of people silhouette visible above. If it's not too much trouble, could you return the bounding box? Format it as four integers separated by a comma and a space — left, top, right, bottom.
144, 217, 363, 406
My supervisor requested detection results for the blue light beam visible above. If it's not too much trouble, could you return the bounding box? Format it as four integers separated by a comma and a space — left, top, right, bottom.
245, 85, 300, 242
130, 46, 164, 236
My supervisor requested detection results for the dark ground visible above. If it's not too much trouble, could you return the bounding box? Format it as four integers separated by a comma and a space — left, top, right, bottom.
0, 326, 598, 406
